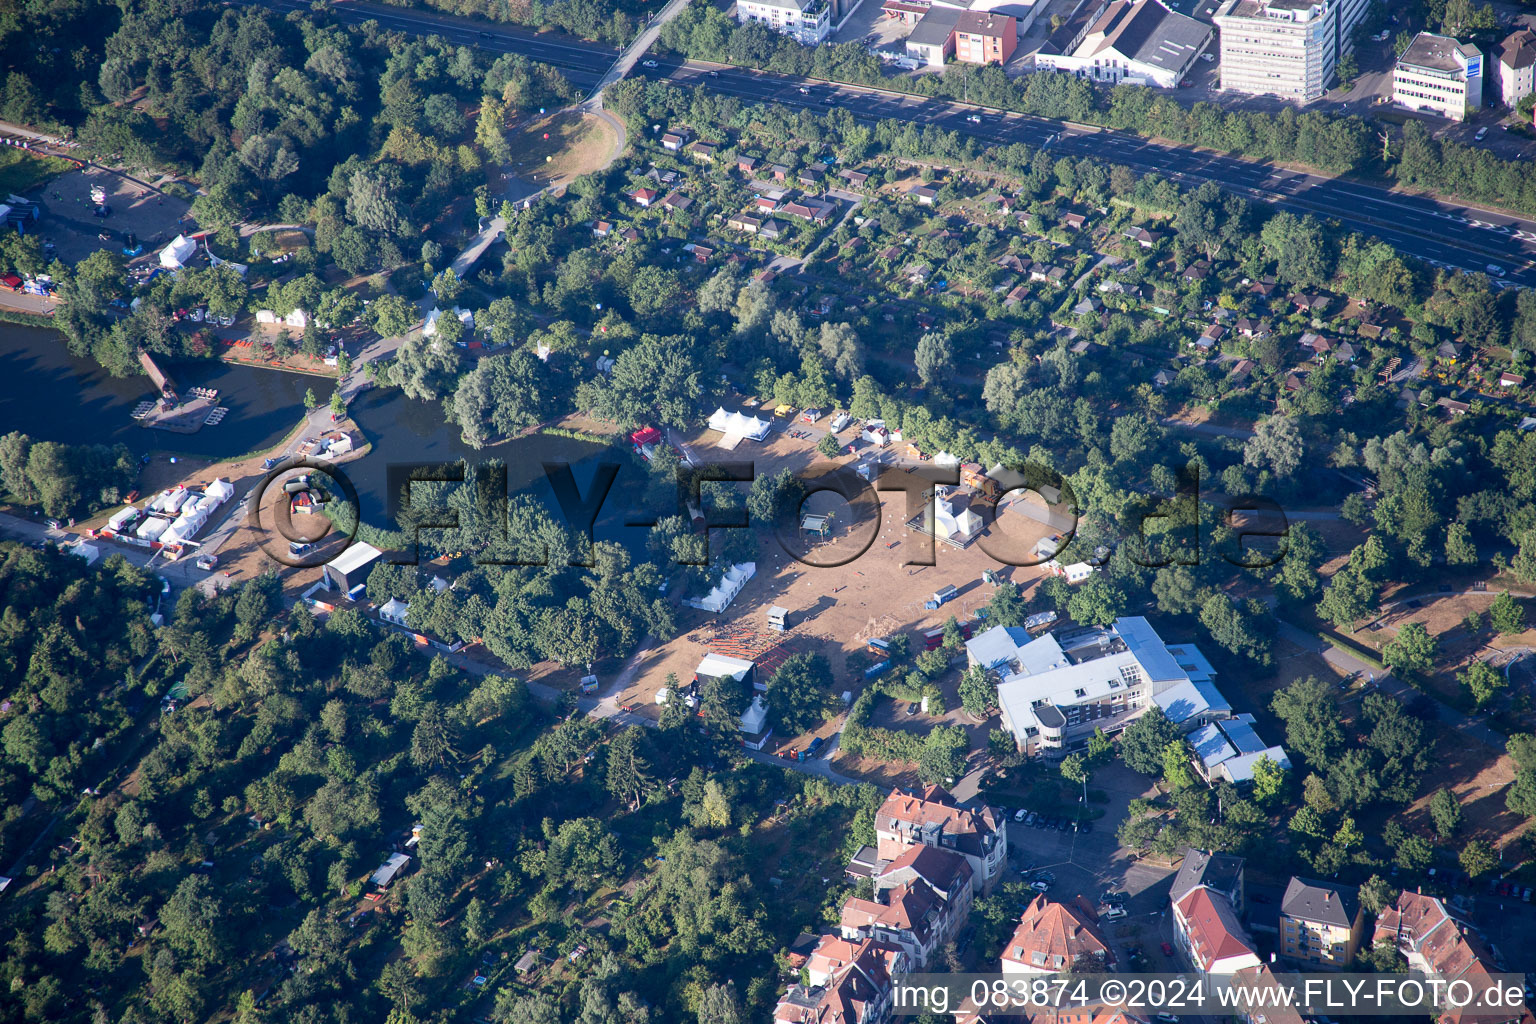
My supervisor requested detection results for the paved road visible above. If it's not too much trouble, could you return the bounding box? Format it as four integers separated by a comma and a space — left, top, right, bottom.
236, 0, 1536, 283
1273, 617, 1508, 751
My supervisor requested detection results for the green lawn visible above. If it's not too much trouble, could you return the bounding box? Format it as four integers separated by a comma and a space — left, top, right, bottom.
0, 147, 74, 195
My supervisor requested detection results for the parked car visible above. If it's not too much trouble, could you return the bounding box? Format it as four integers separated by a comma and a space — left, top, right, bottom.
1013, 808, 1028, 822
1160, 942, 1174, 957
1030, 880, 1050, 893
1101, 891, 1126, 905
1024, 812, 1037, 826
642, 59, 658, 68
1034, 816, 1049, 829
1102, 906, 1128, 920
1475, 126, 1488, 140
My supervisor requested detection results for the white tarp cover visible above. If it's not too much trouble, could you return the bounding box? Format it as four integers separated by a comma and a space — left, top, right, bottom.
136, 516, 169, 540
740, 695, 769, 734
422, 307, 473, 338
160, 234, 196, 269
684, 561, 756, 613
205, 479, 235, 503
706, 408, 770, 440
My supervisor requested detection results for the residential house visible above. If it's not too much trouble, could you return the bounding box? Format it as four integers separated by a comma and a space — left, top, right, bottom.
737, 155, 759, 174
771, 164, 790, 181
905, 7, 959, 66
1169, 850, 1246, 915
631, 187, 657, 207
840, 167, 872, 187
661, 192, 692, 213
686, 140, 718, 163
781, 197, 836, 223
1496, 27, 1536, 107
975, 617, 1226, 758
1373, 890, 1534, 1024
1234, 317, 1264, 338
874, 784, 1007, 894
879, 244, 904, 261
1182, 259, 1212, 282
1500, 371, 1525, 389
953, 10, 1017, 65
1298, 332, 1331, 358
1279, 877, 1364, 967
1249, 276, 1278, 299
661, 129, 687, 151
1334, 340, 1357, 362
1172, 885, 1261, 974
729, 213, 764, 234
1292, 292, 1329, 315
995, 253, 1029, 273
1229, 359, 1255, 384
591, 220, 612, 238
909, 183, 939, 205
1152, 368, 1175, 388
774, 936, 903, 1024
1437, 340, 1466, 363
798, 164, 824, 187
760, 219, 786, 240
1437, 397, 1472, 417
754, 194, 781, 213
682, 242, 714, 263
873, 844, 975, 912
905, 262, 933, 285
737, 0, 833, 46
1061, 212, 1087, 230
999, 894, 1114, 974
619, 227, 640, 243
839, 876, 967, 969
1194, 324, 1224, 351
1123, 226, 1161, 248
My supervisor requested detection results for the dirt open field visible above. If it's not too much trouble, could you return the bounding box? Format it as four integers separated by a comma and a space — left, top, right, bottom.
507, 110, 620, 191
30, 163, 194, 266
522, 410, 1074, 780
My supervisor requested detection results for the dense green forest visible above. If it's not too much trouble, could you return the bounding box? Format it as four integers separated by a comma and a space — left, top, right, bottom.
0, 540, 884, 1023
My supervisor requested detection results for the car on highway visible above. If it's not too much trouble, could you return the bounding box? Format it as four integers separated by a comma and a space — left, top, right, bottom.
966, 114, 982, 123
1487, 263, 1507, 277
478, 30, 491, 39
708, 70, 719, 77
642, 59, 657, 68
799, 86, 810, 94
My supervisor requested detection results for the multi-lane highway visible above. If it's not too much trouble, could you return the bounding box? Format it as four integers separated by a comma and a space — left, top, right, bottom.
249, 0, 1536, 285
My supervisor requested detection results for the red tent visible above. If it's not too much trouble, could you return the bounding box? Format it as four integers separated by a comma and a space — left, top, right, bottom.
629, 426, 661, 447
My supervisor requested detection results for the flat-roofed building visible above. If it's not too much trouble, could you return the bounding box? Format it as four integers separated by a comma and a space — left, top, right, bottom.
1212, 0, 1371, 103
737, 0, 833, 45
1046, 0, 1212, 88
1392, 31, 1484, 121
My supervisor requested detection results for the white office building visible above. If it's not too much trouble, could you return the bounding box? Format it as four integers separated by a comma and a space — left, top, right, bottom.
737, 0, 833, 45
1392, 32, 1484, 121
974, 617, 1225, 757
1212, 0, 1371, 103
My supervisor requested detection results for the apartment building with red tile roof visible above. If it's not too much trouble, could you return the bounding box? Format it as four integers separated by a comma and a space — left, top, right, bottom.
1372, 891, 1535, 1024
775, 935, 905, 1024
1000, 894, 1114, 974
875, 784, 1007, 893
839, 876, 966, 970
1172, 886, 1260, 974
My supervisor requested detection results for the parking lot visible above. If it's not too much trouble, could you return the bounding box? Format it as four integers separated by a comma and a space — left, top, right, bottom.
997, 763, 1182, 968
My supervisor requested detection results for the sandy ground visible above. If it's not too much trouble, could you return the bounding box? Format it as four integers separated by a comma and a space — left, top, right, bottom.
522, 413, 1064, 783
32, 163, 193, 266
